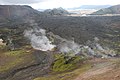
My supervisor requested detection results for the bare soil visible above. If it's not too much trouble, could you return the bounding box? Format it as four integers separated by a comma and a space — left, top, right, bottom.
75, 58, 120, 80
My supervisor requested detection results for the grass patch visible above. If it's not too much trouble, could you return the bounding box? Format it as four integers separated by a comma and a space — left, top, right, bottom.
52, 54, 84, 72
4, 50, 26, 56
0, 58, 23, 72
114, 59, 120, 69
0, 47, 33, 72
3, 45, 33, 56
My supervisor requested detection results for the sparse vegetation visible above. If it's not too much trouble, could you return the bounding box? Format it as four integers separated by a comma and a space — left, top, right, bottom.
0, 58, 23, 72
52, 54, 84, 72
4, 50, 26, 56
0, 46, 33, 73
0, 45, 6, 51
34, 63, 91, 80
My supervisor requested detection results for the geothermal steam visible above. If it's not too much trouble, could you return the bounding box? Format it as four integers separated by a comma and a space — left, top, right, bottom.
48, 32, 81, 54
24, 27, 81, 54
24, 19, 115, 58
24, 28, 56, 51
58, 40, 81, 54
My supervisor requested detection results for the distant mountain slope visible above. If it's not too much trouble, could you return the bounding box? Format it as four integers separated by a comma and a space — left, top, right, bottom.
43, 7, 70, 16
0, 5, 42, 19
0, 5, 69, 24
80, 5, 111, 9
0, 5, 45, 28
67, 5, 111, 10
92, 4, 120, 15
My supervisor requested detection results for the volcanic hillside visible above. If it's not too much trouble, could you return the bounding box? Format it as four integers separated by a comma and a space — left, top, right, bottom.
0, 5, 120, 52
0, 5, 120, 80
0, 5, 42, 18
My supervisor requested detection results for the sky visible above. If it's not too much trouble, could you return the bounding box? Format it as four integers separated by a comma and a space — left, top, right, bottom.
0, 0, 120, 9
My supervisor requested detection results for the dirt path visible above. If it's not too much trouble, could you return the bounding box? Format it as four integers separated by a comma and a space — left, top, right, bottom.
75, 58, 119, 80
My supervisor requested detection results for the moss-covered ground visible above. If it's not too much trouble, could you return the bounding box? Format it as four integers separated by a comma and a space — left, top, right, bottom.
34, 53, 91, 80
0, 45, 34, 72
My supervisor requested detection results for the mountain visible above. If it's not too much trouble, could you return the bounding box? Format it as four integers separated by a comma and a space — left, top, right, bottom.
37, 9, 45, 12
43, 7, 70, 16
0, 5, 42, 20
0, 6, 70, 27
67, 5, 111, 10
0, 5, 70, 20
0, 5, 47, 29
80, 5, 111, 9
92, 4, 120, 15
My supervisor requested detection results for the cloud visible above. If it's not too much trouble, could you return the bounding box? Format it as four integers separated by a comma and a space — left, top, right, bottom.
30, 0, 120, 9
0, 0, 120, 9
0, 0, 47, 4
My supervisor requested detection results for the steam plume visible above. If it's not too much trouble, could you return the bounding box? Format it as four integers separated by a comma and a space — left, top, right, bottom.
24, 28, 56, 51
48, 32, 81, 54
58, 40, 81, 54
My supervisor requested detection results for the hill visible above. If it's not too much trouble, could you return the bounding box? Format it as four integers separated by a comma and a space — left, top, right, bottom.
67, 5, 111, 10
80, 5, 111, 9
43, 7, 70, 16
0, 5, 42, 18
92, 4, 120, 15
0, 5, 45, 27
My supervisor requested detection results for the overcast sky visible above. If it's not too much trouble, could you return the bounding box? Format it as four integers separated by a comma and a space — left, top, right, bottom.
0, 0, 120, 9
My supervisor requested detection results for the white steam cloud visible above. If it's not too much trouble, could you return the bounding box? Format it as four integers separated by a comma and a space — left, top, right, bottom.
24, 28, 81, 54
48, 32, 81, 54
58, 40, 81, 54
24, 28, 56, 51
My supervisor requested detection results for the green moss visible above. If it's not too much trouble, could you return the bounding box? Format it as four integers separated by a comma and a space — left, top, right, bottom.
0, 47, 33, 72
54, 54, 64, 60
52, 54, 84, 72
3, 45, 33, 56
0, 28, 11, 33
53, 60, 74, 72
4, 50, 26, 56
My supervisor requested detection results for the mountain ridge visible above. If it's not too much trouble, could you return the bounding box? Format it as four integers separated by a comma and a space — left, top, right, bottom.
92, 4, 120, 15
0, 5, 41, 19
